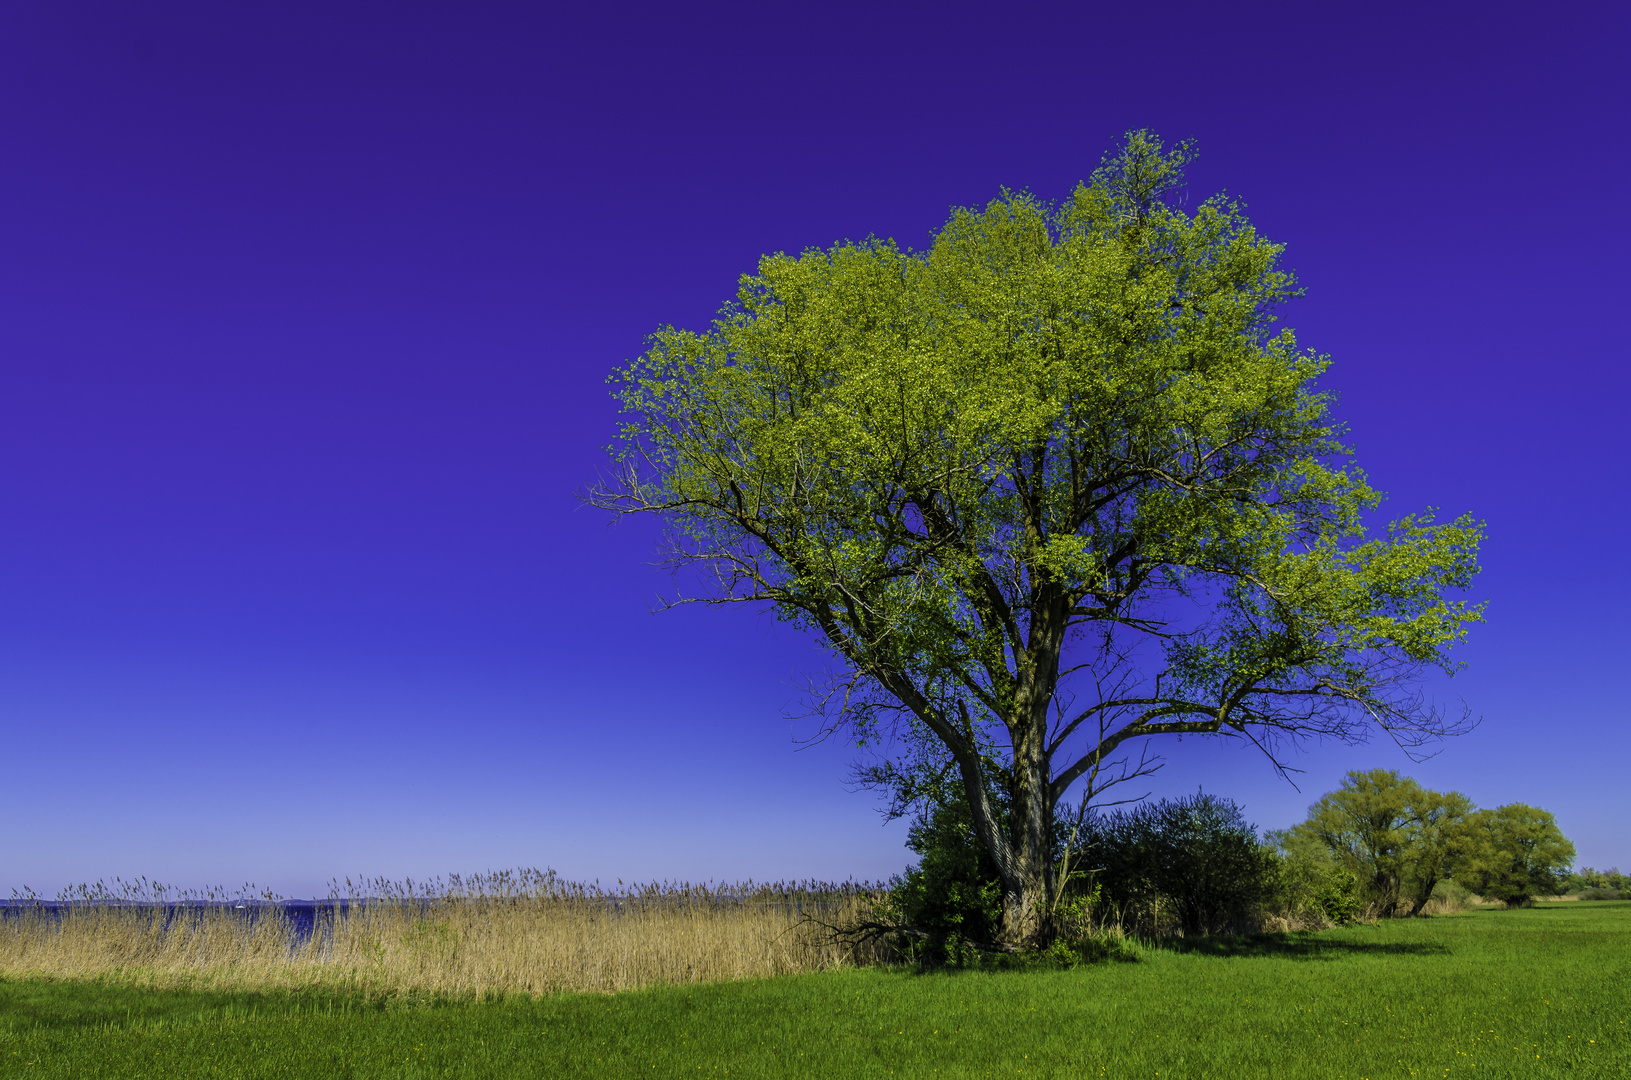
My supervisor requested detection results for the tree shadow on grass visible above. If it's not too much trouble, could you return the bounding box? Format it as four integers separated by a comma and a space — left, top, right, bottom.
1155, 933, 1451, 961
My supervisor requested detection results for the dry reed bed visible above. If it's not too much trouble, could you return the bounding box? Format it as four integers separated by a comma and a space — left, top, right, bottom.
0, 871, 889, 996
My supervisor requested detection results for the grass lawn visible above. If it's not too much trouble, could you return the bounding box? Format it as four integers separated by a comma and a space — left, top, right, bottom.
1, 902, 1627, 1078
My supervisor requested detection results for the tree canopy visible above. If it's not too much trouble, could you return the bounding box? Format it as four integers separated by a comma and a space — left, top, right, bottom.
597, 130, 1485, 944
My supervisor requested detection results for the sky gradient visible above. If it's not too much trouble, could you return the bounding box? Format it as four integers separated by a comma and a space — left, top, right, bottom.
2, 0, 1626, 898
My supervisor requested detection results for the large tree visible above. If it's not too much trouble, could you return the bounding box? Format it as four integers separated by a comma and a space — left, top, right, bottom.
596, 131, 1484, 945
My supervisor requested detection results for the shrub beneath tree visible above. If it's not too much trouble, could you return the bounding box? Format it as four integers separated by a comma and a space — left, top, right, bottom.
881, 794, 1006, 966
1079, 793, 1278, 936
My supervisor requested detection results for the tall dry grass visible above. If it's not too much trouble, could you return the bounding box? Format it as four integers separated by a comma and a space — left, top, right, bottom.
0, 870, 890, 996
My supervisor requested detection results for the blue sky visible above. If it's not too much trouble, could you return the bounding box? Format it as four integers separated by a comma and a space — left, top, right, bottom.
1, 0, 1626, 898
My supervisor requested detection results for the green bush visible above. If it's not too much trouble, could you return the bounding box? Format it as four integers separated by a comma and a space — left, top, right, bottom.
1313, 869, 1365, 924
1029, 929, 1142, 967
1081, 793, 1278, 935
1264, 827, 1364, 925
881, 794, 1004, 966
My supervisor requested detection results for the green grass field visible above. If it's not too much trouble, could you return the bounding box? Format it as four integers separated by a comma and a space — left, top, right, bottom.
2, 902, 1626, 1078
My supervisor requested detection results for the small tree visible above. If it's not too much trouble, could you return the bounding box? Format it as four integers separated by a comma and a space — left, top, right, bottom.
597, 130, 1485, 946
1455, 804, 1575, 907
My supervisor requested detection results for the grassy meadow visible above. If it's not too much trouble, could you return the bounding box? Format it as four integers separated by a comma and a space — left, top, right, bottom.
2, 899, 1627, 1077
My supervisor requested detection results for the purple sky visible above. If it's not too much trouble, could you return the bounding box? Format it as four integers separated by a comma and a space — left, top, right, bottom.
2, 1, 1626, 898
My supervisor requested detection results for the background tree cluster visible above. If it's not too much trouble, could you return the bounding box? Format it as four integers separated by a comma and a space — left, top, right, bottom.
1561, 867, 1629, 900
1280, 769, 1576, 913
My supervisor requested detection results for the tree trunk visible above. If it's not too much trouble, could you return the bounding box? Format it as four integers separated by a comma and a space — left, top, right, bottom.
1407, 873, 1439, 917
997, 720, 1055, 946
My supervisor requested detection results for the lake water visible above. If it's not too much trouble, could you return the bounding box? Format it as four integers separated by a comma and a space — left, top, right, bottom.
0, 900, 367, 943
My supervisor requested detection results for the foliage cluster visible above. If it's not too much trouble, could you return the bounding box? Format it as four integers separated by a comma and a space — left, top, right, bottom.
1455, 802, 1578, 907
877, 793, 1006, 966
1265, 826, 1366, 924
886, 786, 1288, 955
1285, 769, 1470, 916
1563, 866, 1629, 900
